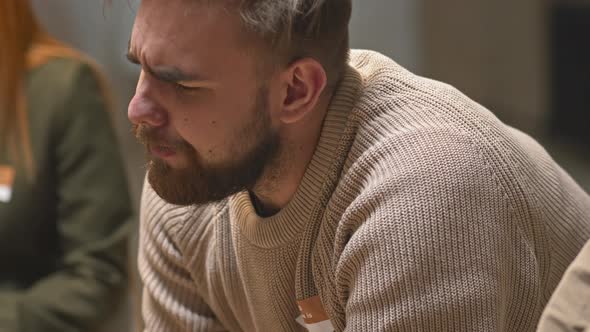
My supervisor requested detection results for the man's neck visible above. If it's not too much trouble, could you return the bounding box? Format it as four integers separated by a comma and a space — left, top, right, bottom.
249, 191, 278, 217
251, 95, 332, 216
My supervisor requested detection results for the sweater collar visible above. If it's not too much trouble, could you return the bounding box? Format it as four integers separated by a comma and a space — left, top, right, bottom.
230, 65, 363, 248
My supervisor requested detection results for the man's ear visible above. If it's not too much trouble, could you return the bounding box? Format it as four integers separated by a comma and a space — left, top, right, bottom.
278, 58, 327, 124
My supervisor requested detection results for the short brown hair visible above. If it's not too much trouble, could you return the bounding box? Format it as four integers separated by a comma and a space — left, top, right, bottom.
235, 0, 352, 90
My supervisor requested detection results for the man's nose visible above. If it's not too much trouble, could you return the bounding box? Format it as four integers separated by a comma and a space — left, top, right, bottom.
128, 74, 167, 127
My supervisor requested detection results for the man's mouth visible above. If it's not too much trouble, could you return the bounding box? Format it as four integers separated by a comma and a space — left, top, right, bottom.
149, 144, 177, 159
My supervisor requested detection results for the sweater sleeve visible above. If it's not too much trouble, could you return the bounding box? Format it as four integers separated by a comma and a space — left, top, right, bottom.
138, 182, 226, 332
334, 132, 542, 331
0, 63, 132, 331
537, 240, 590, 332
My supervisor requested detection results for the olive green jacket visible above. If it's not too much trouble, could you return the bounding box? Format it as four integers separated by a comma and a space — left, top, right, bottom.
0, 58, 132, 331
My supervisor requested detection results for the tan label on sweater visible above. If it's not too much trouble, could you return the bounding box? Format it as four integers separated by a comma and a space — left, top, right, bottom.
0, 166, 15, 203
297, 296, 330, 324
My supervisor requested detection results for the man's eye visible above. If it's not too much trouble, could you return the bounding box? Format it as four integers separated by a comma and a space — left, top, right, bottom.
174, 82, 199, 92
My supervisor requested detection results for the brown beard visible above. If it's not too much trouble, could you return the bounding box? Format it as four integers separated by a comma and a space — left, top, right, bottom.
134, 87, 280, 206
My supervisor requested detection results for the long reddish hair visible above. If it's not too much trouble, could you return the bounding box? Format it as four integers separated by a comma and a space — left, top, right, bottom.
0, 0, 113, 177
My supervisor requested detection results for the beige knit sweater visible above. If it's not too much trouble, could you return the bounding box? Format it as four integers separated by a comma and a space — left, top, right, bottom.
139, 50, 590, 332
536, 239, 590, 331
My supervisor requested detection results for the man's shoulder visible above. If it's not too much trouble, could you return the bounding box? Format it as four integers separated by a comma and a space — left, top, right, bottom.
339, 125, 501, 202
344, 50, 534, 198
349, 49, 496, 129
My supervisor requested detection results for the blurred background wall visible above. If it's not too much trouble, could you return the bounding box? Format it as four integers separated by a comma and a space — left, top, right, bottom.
349, 0, 423, 72
31, 0, 590, 330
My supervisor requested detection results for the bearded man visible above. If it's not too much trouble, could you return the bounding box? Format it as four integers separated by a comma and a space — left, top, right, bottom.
127, 1, 590, 331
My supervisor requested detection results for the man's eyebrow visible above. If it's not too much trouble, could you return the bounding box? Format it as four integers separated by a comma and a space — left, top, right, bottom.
125, 48, 205, 83
150, 65, 203, 83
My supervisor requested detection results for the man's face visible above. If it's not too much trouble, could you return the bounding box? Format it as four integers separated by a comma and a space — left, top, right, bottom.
128, 0, 282, 205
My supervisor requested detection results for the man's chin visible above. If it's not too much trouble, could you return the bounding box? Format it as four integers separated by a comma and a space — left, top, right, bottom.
149, 154, 190, 170
148, 171, 200, 206
146, 159, 227, 206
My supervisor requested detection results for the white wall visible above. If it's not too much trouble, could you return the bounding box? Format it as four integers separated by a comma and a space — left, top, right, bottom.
31, 0, 138, 76
349, 0, 422, 72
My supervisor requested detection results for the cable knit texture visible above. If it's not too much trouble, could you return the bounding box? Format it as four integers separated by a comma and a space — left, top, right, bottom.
138, 50, 590, 332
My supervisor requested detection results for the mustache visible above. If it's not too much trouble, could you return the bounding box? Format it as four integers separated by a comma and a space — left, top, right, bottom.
133, 124, 192, 151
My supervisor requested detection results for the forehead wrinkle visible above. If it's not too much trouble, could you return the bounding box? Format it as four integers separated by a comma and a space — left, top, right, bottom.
133, 0, 256, 81
131, 12, 187, 72
135, 1, 187, 48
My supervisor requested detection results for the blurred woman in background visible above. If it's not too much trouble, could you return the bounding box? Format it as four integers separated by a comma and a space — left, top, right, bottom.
0, 1, 132, 331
